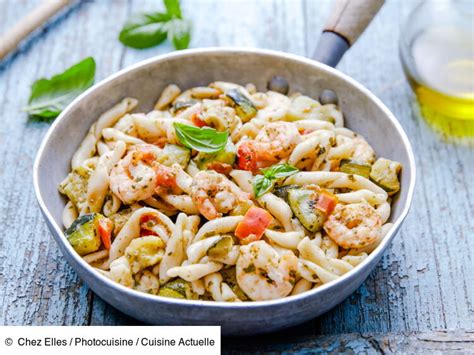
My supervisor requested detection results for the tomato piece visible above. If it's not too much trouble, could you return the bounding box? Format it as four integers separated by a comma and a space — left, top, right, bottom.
235, 206, 273, 240
155, 164, 177, 188
192, 114, 207, 127
140, 229, 158, 237
97, 218, 113, 250
316, 192, 338, 215
140, 215, 154, 224
139, 214, 159, 236
237, 141, 258, 171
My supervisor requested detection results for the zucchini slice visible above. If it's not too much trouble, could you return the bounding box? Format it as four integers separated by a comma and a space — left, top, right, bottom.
207, 235, 234, 258
288, 189, 325, 232
65, 213, 103, 256
370, 158, 402, 195
226, 89, 257, 122
159, 278, 191, 299
340, 159, 371, 178
156, 143, 191, 168
194, 139, 236, 170
273, 184, 300, 202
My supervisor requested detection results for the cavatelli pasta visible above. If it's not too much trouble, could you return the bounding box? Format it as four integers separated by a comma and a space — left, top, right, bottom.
59, 81, 402, 302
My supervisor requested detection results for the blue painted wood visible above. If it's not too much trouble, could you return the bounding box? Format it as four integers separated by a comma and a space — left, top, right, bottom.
0, 0, 472, 350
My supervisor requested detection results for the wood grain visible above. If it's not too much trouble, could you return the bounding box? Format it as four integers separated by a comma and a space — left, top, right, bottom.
0, 0, 472, 351
223, 330, 474, 353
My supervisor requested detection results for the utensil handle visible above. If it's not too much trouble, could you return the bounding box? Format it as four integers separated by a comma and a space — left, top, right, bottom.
0, 0, 70, 61
312, 0, 384, 67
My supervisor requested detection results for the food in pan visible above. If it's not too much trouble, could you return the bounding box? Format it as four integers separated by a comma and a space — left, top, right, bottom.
59, 81, 401, 301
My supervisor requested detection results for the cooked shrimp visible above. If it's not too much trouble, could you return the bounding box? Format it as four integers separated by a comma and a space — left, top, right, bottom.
190, 170, 251, 220
110, 145, 158, 204
255, 121, 300, 160
236, 241, 298, 301
237, 122, 301, 171
255, 91, 291, 121
351, 136, 375, 164
324, 203, 382, 249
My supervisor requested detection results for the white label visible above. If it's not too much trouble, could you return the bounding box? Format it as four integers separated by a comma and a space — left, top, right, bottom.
0, 326, 220, 355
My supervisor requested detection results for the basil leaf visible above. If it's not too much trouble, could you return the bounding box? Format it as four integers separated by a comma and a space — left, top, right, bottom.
167, 18, 191, 50
253, 163, 299, 197
119, 12, 171, 49
24, 57, 95, 119
164, 0, 182, 18
253, 175, 273, 198
262, 163, 299, 179
173, 123, 228, 153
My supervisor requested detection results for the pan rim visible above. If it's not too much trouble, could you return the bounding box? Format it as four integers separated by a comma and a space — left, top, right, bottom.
33, 47, 416, 310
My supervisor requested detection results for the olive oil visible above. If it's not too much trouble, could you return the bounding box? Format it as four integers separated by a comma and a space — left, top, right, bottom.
403, 26, 474, 138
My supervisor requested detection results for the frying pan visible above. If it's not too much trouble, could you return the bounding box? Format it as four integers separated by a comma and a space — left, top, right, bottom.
33, 0, 416, 335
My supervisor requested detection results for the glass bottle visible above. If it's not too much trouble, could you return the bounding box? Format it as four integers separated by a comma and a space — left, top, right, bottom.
400, 0, 474, 138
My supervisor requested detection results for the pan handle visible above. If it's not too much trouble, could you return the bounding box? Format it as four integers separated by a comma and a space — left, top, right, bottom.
312, 0, 384, 68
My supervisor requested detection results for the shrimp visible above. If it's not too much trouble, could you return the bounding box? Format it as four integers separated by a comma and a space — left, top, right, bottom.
351, 136, 375, 164
255, 121, 300, 160
109, 145, 158, 204
323, 203, 382, 249
190, 170, 251, 220
236, 241, 298, 301
237, 122, 300, 171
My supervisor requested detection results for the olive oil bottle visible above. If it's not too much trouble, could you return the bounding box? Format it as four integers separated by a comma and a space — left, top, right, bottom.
400, 1, 474, 139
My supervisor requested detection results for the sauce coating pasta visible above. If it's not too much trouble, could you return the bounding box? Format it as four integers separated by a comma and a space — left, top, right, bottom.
59, 81, 402, 301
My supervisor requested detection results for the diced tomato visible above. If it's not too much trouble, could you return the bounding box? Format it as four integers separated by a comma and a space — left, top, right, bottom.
207, 162, 233, 175
140, 229, 158, 236
139, 214, 159, 236
235, 206, 273, 240
316, 192, 338, 215
155, 164, 177, 188
97, 218, 113, 250
191, 114, 207, 127
140, 214, 154, 224
237, 141, 258, 171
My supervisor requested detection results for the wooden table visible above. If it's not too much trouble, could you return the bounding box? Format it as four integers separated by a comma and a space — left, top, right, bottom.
1, 0, 473, 352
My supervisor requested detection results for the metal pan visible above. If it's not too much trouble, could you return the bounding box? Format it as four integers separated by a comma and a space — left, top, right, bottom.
33, 0, 415, 335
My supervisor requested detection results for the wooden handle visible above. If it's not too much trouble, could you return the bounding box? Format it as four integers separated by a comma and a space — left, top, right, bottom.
0, 0, 70, 61
324, 0, 384, 45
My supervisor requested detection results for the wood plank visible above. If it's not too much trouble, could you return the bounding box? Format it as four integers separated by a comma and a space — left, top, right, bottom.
0, 0, 129, 326
0, 0, 472, 343
304, 0, 474, 335
222, 330, 474, 353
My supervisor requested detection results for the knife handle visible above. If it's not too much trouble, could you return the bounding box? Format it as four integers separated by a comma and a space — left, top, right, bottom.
312, 0, 384, 68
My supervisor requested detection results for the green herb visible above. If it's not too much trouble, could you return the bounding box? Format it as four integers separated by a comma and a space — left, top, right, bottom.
253, 175, 273, 198
119, 12, 171, 49
173, 123, 228, 153
119, 0, 191, 50
253, 163, 299, 198
24, 57, 95, 119
167, 18, 191, 50
164, 0, 182, 18
261, 163, 299, 179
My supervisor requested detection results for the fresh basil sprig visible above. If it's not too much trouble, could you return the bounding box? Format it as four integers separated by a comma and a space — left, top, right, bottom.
167, 18, 191, 50
119, 13, 171, 49
253, 163, 299, 198
173, 123, 228, 153
24, 57, 95, 119
119, 0, 191, 50
164, 0, 182, 18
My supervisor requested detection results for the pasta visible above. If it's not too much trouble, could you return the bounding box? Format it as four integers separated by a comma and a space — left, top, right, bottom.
59, 81, 402, 302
